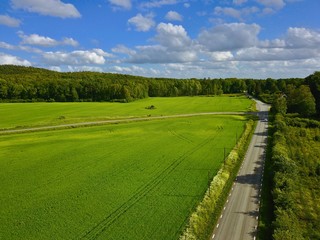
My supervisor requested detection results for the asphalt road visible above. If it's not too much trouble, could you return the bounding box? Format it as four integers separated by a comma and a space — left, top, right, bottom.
212, 100, 270, 240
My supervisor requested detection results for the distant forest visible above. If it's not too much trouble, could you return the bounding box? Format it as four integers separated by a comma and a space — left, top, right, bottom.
0, 65, 319, 117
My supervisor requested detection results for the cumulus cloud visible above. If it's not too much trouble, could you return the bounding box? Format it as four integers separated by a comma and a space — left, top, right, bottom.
198, 23, 260, 51
128, 13, 155, 32
0, 15, 20, 27
18, 32, 79, 47
0, 52, 31, 66
165, 11, 183, 21
285, 27, 320, 49
112, 45, 136, 55
128, 45, 197, 63
11, 0, 81, 18
108, 0, 131, 10
155, 23, 191, 50
214, 6, 260, 20
235, 47, 320, 61
42, 49, 107, 65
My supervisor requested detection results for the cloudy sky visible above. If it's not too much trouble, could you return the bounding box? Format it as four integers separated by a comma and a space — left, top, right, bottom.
0, 0, 319, 79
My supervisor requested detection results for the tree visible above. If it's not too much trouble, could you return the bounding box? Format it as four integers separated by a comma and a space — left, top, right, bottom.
305, 71, 320, 117
287, 85, 316, 117
272, 94, 287, 115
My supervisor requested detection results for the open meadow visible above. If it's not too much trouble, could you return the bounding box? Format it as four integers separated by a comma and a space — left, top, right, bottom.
0, 96, 253, 129
0, 96, 253, 239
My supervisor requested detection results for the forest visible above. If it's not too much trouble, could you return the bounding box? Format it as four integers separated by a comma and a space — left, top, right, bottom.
271, 114, 320, 239
1, 65, 319, 117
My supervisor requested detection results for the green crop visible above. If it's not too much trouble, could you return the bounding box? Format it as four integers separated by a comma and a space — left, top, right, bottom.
0, 96, 252, 129
0, 115, 246, 240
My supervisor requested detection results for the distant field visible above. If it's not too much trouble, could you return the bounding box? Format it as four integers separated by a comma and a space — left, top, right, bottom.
0, 115, 247, 240
0, 96, 253, 129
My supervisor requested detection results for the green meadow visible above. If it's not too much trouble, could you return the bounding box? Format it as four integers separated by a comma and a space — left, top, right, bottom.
0, 96, 253, 129
0, 96, 253, 239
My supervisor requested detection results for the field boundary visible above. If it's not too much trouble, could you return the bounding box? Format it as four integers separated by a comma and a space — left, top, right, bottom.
180, 118, 256, 240
0, 112, 253, 135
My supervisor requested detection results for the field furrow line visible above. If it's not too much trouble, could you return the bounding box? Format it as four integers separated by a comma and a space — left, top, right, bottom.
79, 130, 222, 239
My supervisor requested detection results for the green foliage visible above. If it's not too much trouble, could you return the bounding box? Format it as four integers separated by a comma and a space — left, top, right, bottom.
180, 119, 255, 240
305, 71, 320, 116
271, 115, 320, 240
286, 85, 316, 117
0, 65, 251, 102
272, 94, 287, 115
0, 115, 247, 239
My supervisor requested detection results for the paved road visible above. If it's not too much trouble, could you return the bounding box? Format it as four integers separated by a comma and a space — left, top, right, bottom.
0, 111, 246, 134
212, 100, 270, 240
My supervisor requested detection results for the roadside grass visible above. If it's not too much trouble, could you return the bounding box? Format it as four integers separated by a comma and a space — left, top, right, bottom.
0, 115, 247, 240
0, 96, 253, 130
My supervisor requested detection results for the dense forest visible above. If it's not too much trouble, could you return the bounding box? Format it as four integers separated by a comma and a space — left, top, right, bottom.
1, 65, 319, 117
271, 115, 320, 239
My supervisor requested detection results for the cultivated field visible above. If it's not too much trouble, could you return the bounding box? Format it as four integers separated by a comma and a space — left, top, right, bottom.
0, 96, 252, 239
0, 96, 253, 129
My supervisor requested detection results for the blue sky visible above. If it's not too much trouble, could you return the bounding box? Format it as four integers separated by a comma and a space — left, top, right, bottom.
0, 0, 319, 79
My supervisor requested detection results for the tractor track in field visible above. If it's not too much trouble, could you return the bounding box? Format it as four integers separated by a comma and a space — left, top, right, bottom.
78, 128, 223, 240
0, 112, 247, 135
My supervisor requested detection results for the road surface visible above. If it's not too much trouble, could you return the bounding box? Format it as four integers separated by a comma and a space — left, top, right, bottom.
212, 100, 270, 240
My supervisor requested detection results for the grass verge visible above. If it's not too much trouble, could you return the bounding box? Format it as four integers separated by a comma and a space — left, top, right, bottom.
180, 116, 256, 240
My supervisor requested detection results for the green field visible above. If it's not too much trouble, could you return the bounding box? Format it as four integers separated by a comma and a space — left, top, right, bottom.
0, 115, 248, 239
0, 96, 253, 129
0, 96, 253, 239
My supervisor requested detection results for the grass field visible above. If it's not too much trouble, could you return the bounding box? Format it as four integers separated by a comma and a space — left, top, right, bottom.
0, 96, 253, 129
0, 114, 248, 240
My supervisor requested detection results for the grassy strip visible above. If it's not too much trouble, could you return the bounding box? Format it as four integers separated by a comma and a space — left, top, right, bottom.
258, 114, 275, 240
180, 117, 256, 240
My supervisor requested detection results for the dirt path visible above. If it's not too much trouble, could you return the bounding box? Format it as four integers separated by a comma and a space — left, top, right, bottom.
0, 112, 247, 135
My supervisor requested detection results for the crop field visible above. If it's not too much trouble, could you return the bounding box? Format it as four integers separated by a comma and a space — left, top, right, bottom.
0, 95, 253, 129
0, 114, 248, 239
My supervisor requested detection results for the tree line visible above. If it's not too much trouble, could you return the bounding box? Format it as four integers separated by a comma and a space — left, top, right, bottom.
1, 65, 320, 117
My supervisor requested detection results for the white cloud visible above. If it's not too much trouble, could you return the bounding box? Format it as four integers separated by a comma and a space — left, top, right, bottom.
11, 0, 81, 18
128, 13, 155, 32
209, 51, 234, 61
214, 6, 259, 20
0, 15, 20, 27
18, 32, 79, 47
255, 0, 285, 10
128, 45, 197, 63
198, 23, 260, 51
112, 45, 136, 55
67, 65, 104, 72
61, 38, 79, 47
140, 0, 178, 8
0, 41, 15, 50
155, 23, 191, 50
235, 47, 320, 61
184, 3, 190, 8
285, 27, 320, 49
165, 11, 183, 21
0, 52, 31, 66
108, 0, 131, 10
42, 50, 106, 65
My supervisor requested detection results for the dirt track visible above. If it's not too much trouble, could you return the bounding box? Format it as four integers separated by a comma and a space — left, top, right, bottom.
0, 112, 248, 135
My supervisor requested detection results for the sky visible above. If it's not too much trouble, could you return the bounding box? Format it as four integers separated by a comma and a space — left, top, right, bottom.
0, 0, 319, 79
